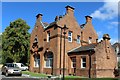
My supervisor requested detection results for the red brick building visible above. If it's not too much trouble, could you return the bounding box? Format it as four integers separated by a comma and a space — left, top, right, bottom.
30, 5, 117, 78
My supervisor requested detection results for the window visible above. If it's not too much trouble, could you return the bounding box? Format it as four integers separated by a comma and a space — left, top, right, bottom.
68, 31, 72, 42
47, 31, 50, 42
88, 37, 92, 44
81, 56, 86, 68
34, 35, 38, 43
71, 57, 76, 68
77, 35, 80, 44
45, 54, 53, 68
116, 46, 119, 54
34, 55, 40, 67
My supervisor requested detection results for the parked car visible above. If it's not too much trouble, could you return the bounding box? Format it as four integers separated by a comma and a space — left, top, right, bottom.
13, 63, 28, 71
1, 63, 22, 76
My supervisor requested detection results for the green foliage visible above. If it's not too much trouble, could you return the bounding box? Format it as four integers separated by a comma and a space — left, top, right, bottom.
118, 61, 120, 68
22, 71, 48, 77
2, 18, 30, 64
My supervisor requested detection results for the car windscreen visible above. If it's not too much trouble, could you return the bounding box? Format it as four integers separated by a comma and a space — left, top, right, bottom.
21, 63, 25, 67
6, 64, 18, 68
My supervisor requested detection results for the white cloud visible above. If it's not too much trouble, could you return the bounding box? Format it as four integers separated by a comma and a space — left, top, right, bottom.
97, 31, 103, 37
110, 38, 118, 44
98, 38, 102, 42
90, 1, 118, 20
103, 0, 120, 2
97, 37, 118, 44
97, 31, 103, 42
107, 21, 119, 29
110, 21, 120, 26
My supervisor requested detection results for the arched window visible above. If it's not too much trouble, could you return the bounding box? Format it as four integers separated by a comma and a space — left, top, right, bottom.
34, 54, 40, 67
34, 35, 38, 43
45, 53, 53, 68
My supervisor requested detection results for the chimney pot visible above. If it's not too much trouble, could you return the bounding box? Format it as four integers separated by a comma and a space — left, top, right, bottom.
55, 16, 59, 21
85, 16, 92, 23
103, 34, 110, 40
65, 5, 74, 16
36, 14, 43, 21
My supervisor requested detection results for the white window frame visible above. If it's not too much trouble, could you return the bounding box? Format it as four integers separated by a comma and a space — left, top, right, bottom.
71, 57, 76, 68
88, 37, 92, 44
77, 35, 80, 44
68, 31, 72, 42
116, 46, 119, 54
45, 58, 53, 68
34, 56, 40, 67
47, 31, 50, 42
81, 56, 86, 68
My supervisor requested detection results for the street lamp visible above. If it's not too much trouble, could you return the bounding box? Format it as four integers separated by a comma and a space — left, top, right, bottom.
60, 28, 62, 76
62, 25, 68, 80
88, 50, 92, 78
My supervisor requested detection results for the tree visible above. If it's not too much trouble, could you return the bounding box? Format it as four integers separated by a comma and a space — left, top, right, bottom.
2, 18, 30, 64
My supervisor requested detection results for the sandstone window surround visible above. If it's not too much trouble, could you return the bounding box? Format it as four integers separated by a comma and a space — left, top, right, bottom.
34, 55, 40, 67
68, 31, 72, 42
88, 37, 92, 44
34, 35, 38, 43
81, 56, 86, 68
47, 31, 50, 42
45, 53, 53, 68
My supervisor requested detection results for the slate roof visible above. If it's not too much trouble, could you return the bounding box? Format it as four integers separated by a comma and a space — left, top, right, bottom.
112, 42, 120, 57
68, 44, 97, 53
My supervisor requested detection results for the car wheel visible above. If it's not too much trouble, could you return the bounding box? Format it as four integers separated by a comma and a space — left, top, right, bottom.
5, 72, 9, 77
18, 74, 22, 76
1, 72, 4, 75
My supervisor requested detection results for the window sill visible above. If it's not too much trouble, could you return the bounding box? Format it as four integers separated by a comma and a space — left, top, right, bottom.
33, 67, 39, 68
44, 67, 52, 68
71, 67, 76, 68
81, 67, 86, 69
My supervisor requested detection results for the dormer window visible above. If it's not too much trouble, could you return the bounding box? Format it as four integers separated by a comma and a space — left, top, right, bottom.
68, 31, 72, 42
77, 35, 80, 44
47, 31, 50, 42
88, 37, 92, 44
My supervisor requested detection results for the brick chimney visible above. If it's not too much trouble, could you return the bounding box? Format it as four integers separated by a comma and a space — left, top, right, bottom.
85, 16, 92, 23
65, 5, 74, 16
36, 14, 43, 21
103, 34, 110, 41
103, 34, 111, 59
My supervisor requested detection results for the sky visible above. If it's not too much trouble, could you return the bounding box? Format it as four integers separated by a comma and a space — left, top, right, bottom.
1, 1, 119, 44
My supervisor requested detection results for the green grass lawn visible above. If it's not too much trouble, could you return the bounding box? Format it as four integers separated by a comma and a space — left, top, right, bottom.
22, 71, 48, 77
22, 71, 120, 80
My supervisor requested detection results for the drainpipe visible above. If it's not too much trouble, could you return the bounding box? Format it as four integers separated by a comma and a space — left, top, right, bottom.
60, 28, 62, 76
89, 50, 92, 78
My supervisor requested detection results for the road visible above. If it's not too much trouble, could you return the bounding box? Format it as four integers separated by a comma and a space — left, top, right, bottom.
0, 69, 30, 80
0, 69, 5, 79
0, 69, 49, 80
